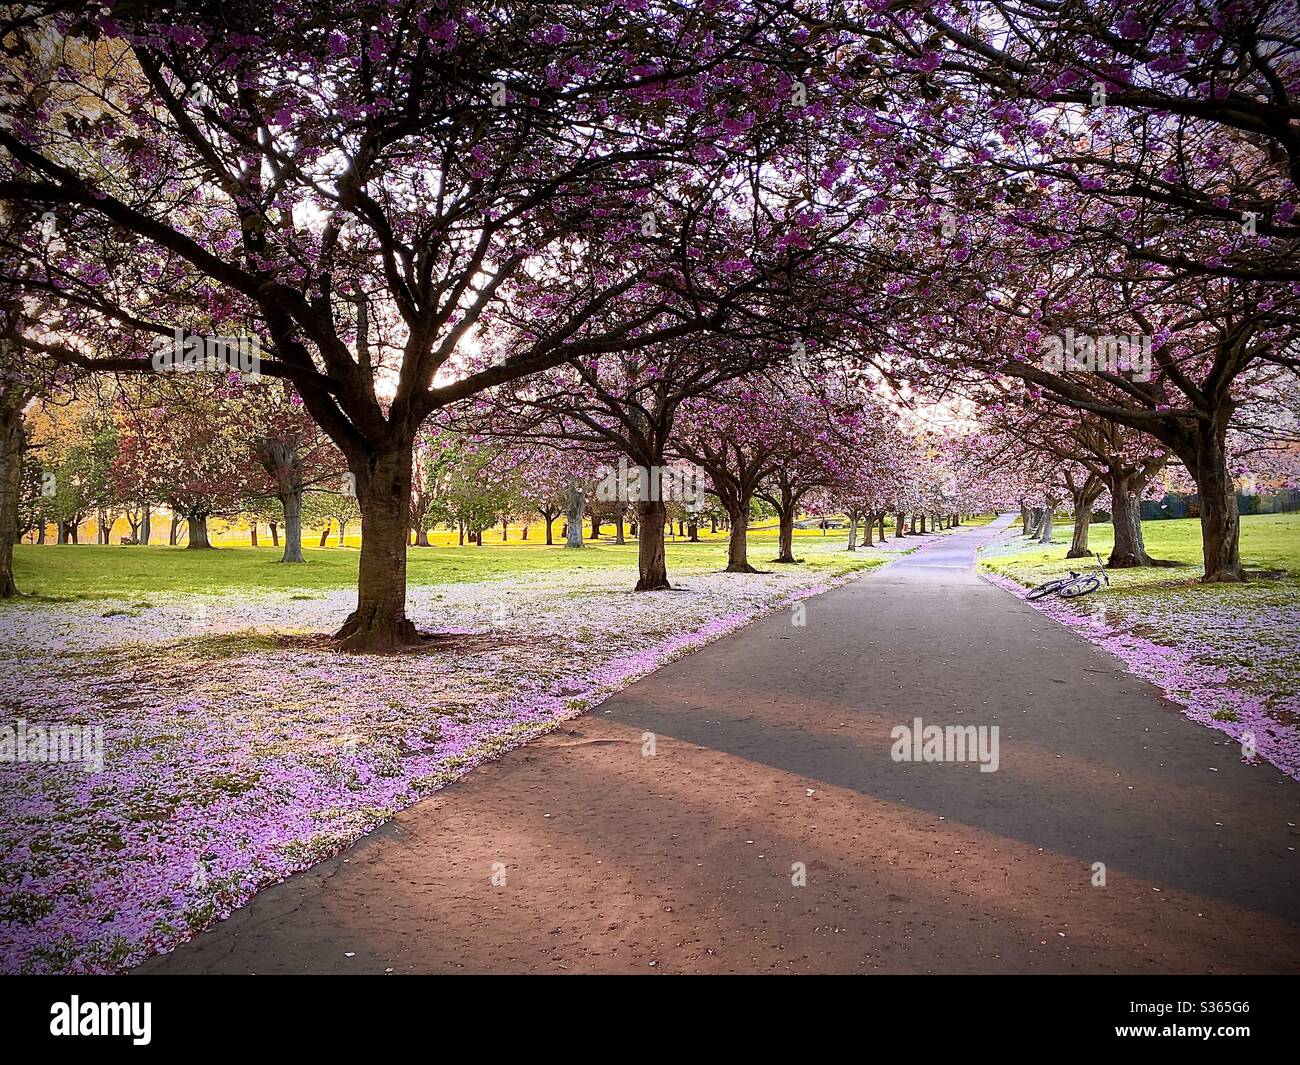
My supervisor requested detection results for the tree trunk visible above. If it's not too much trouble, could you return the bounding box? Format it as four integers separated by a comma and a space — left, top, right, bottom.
337, 520, 347, 547
36, 522, 45, 544
542, 509, 555, 546
269, 520, 278, 547
1108, 484, 1152, 568
139, 507, 152, 545
414, 525, 431, 546
1037, 503, 1055, 545
1187, 427, 1245, 582
334, 446, 421, 651
565, 486, 585, 549
169, 512, 180, 545
502, 516, 509, 541
862, 513, 874, 547
319, 523, 331, 547
725, 501, 757, 573
894, 513, 906, 538
1067, 508, 1091, 558
615, 512, 626, 544
775, 507, 796, 563
1066, 488, 1101, 559
1020, 501, 1033, 533
590, 513, 600, 539
522, 524, 529, 541
688, 519, 699, 542
846, 512, 858, 550
279, 491, 305, 563
250, 524, 258, 547
634, 499, 670, 590
710, 516, 718, 534
0, 404, 23, 597
187, 513, 214, 550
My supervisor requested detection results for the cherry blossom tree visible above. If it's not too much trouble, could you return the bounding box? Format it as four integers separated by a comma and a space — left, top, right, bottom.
1, 2, 835, 645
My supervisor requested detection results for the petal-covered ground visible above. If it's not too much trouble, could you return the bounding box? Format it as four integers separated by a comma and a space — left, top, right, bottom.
0, 547, 883, 974
981, 533, 1300, 782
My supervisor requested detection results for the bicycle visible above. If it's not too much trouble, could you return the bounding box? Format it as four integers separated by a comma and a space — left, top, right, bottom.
1025, 552, 1110, 600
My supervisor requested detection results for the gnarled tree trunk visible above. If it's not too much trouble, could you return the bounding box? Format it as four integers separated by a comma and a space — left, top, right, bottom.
334, 446, 421, 651
634, 499, 670, 590
775, 507, 796, 563
279, 491, 305, 563
187, 512, 214, 549
725, 500, 757, 573
564, 486, 585, 549
1067, 510, 1092, 558
1065, 480, 1103, 559
1186, 425, 1244, 582
1037, 500, 1057, 545
1107, 481, 1152, 568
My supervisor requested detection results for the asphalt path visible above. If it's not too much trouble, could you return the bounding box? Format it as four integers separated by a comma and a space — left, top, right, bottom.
141, 516, 1300, 973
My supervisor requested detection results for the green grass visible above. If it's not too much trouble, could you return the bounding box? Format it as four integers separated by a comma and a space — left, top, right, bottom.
6, 526, 888, 603
981, 512, 1300, 590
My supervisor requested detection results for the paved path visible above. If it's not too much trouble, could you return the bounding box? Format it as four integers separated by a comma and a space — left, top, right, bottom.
141, 517, 1300, 973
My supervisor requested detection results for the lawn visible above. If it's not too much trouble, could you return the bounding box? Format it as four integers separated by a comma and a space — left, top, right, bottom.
981, 512, 1300, 583
7, 525, 879, 603
980, 513, 1300, 780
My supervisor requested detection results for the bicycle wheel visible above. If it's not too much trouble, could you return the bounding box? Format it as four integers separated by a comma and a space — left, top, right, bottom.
1026, 579, 1066, 601
1059, 575, 1100, 598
